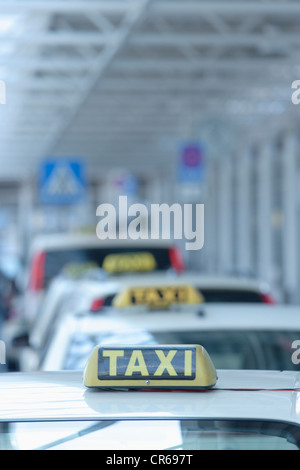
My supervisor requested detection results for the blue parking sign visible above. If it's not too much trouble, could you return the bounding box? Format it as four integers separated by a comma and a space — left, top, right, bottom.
177, 143, 205, 183
39, 159, 87, 205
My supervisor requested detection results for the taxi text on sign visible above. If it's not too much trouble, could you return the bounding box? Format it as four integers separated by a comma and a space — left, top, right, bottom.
113, 285, 203, 308
98, 347, 196, 381
83, 344, 217, 389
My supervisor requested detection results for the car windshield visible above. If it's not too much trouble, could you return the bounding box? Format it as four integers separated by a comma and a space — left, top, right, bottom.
63, 329, 157, 370
152, 330, 299, 370
0, 419, 299, 450
63, 330, 300, 371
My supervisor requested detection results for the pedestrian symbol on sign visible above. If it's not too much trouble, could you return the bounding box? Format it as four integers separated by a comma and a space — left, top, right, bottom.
39, 159, 86, 205
45, 163, 80, 196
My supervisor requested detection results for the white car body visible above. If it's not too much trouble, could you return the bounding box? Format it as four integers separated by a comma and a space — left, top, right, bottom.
23, 232, 184, 324
39, 304, 300, 372
0, 369, 300, 450
17, 270, 276, 371
0, 369, 299, 422
29, 270, 275, 349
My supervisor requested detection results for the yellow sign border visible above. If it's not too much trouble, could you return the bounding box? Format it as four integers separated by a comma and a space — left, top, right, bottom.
113, 285, 204, 308
84, 344, 217, 390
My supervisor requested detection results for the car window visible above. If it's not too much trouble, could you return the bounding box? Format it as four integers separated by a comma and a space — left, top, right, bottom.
2, 420, 182, 450
180, 419, 300, 450
63, 329, 157, 370
60, 329, 300, 372
151, 330, 300, 370
1, 419, 299, 450
43, 247, 174, 288
199, 288, 264, 303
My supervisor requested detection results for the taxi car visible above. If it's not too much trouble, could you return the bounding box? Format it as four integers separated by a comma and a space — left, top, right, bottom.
15, 274, 275, 372
3, 274, 80, 371
7, 241, 184, 369
0, 344, 300, 450
22, 232, 185, 324
34, 269, 277, 340
36, 302, 300, 372
11, 270, 193, 370
24, 261, 276, 355
53, 270, 276, 313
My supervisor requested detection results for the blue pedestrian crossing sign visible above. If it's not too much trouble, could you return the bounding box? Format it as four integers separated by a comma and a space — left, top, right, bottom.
39, 159, 87, 205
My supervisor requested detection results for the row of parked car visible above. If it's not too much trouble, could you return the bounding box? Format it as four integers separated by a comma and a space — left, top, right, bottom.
1, 231, 300, 450
3, 230, 298, 377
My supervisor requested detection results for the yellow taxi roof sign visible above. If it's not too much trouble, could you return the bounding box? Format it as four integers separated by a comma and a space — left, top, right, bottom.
83, 344, 217, 390
102, 252, 157, 273
63, 261, 99, 278
112, 285, 204, 309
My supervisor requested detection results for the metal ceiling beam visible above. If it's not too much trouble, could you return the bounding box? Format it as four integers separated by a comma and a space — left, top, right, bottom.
109, 58, 300, 73
0, 125, 181, 136
152, 1, 300, 15
39, 0, 158, 157
1, 31, 114, 46
13, 89, 289, 105
6, 99, 289, 126
8, 76, 292, 92
1, 31, 298, 49
3, 57, 298, 74
0, 1, 137, 13
94, 79, 291, 91
128, 32, 298, 48
2, 1, 300, 15
0, 57, 94, 72
8, 79, 88, 91
0, 0, 297, 183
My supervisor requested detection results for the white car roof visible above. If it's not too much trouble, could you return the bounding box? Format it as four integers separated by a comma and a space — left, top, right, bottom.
77, 304, 300, 332
28, 271, 272, 351
29, 233, 175, 253
40, 305, 300, 372
0, 369, 299, 423
71, 271, 270, 295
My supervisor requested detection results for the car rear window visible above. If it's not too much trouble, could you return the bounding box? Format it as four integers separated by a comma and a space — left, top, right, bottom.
43, 247, 174, 288
199, 288, 264, 303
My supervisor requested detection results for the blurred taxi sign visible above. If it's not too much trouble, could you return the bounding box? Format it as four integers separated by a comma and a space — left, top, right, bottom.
113, 285, 204, 309
102, 252, 157, 273
84, 344, 217, 389
63, 261, 99, 278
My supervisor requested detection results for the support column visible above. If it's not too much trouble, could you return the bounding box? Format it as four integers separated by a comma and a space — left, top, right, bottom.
18, 180, 34, 257
257, 141, 273, 284
217, 156, 233, 273
236, 150, 253, 275
204, 158, 218, 273
282, 132, 298, 303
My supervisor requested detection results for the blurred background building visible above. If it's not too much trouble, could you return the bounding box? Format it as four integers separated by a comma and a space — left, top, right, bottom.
0, 0, 299, 303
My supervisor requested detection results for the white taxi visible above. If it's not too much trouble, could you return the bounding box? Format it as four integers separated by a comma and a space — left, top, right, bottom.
52, 270, 276, 315
16, 275, 275, 372
22, 233, 185, 324
13, 271, 198, 370
26, 271, 276, 354
0, 344, 300, 450
37, 302, 300, 372
8, 242, 185, 368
